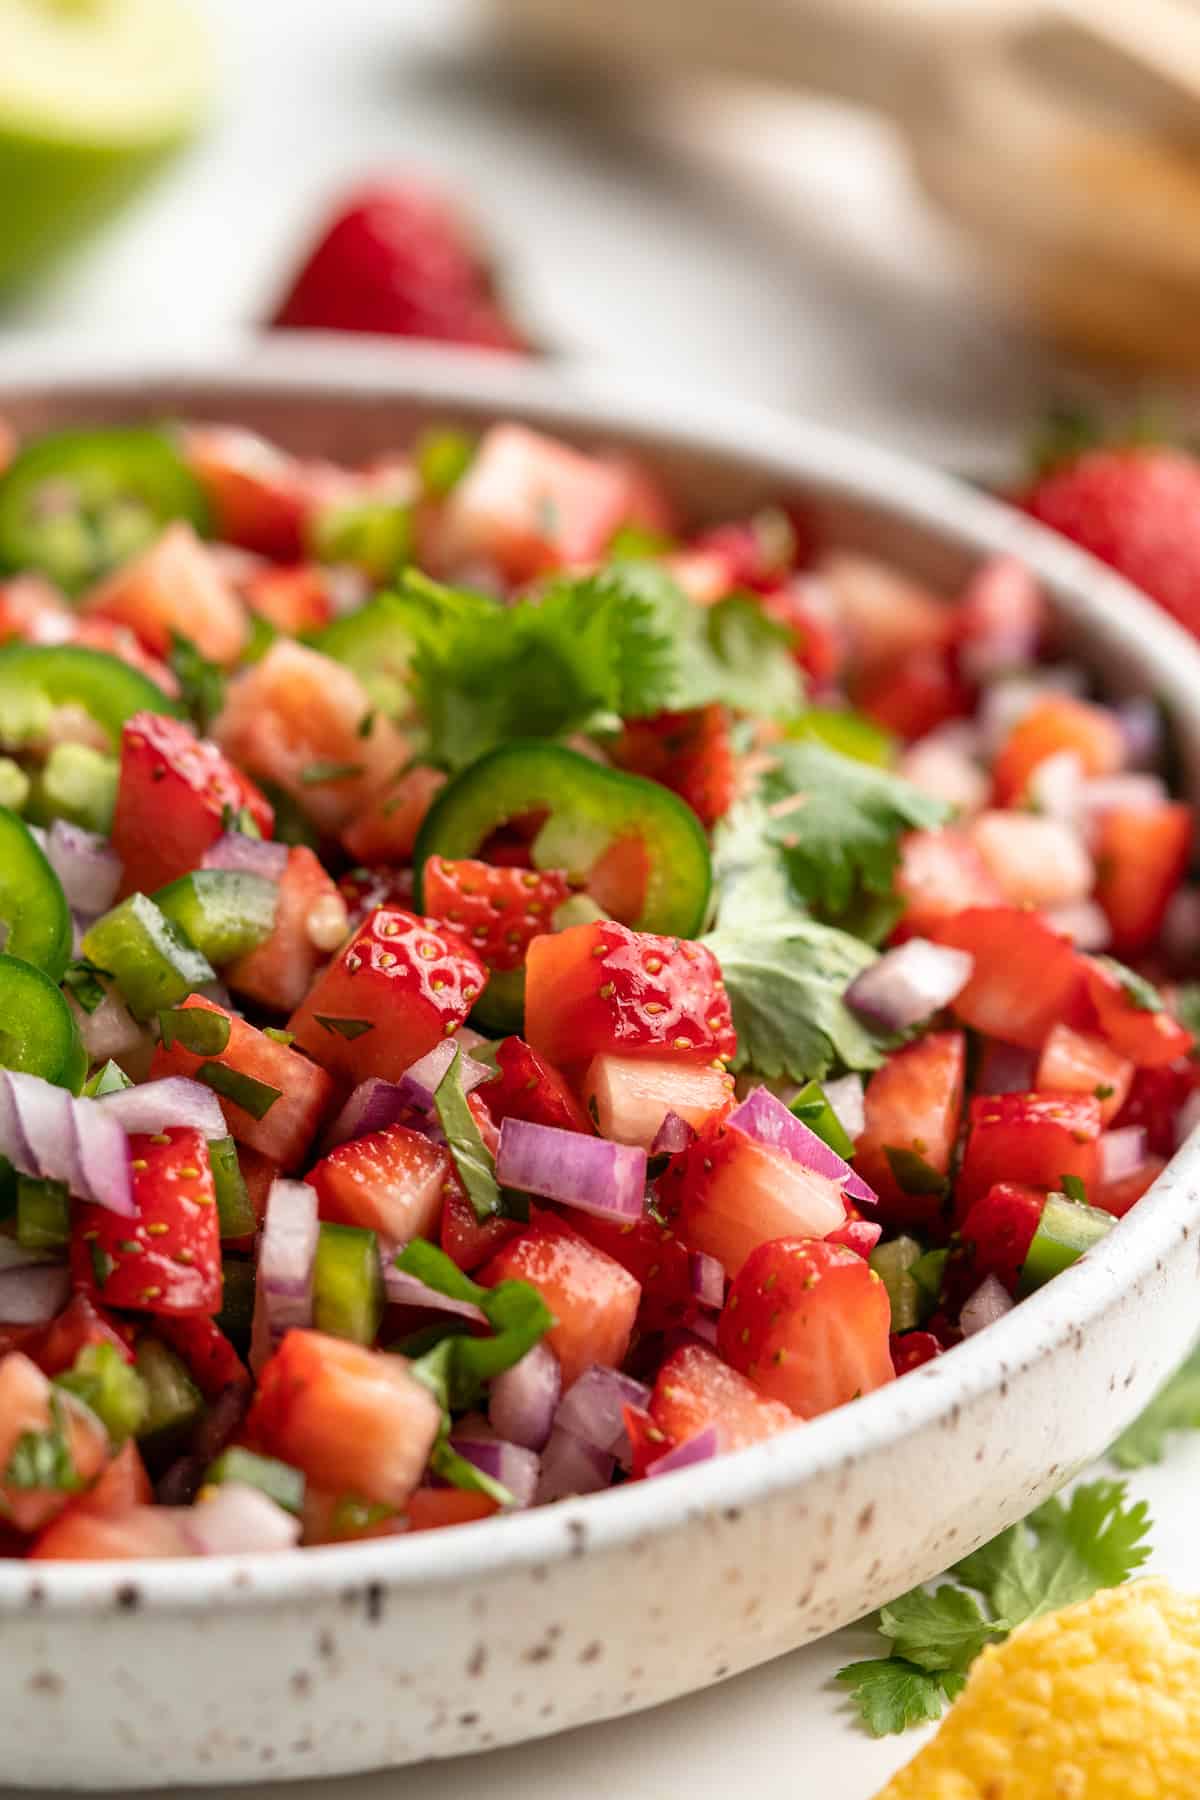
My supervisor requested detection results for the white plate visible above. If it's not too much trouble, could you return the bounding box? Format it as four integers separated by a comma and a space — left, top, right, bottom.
1, 337, 1198, 1790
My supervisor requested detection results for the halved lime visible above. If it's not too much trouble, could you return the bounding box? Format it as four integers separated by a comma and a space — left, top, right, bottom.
0, 0, 213, 290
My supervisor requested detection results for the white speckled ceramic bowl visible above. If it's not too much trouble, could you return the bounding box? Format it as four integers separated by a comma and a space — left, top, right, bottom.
1, 339, 1198, 1790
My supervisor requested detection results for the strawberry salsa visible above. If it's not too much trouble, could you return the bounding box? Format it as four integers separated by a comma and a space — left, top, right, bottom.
0, 413, 1193, 1563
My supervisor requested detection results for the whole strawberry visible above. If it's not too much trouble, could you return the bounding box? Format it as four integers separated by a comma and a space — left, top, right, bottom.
1024, 447, 1200, 639
270, 181, 529, 351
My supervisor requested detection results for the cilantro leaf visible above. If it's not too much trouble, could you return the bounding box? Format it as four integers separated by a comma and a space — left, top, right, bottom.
3, 1393, 84, 1493
168, 631, 226, 737
159, 1006, 232, 1056
703, 917, 887, 1081
313, 1015, 374, 1041
669, 593, 804, 718
760, 741, 948, 918
835, 1660, 961, 1737
197, 1061, 281, 1120
708, 796, 800, 930
300, 759, 366, 787
396, 1237, 554, 1413
1171, 983, 1200, 1047
427, 1438, 515, 1508
876, 1584, 1007, 1674
61, 958, 108, 1016
1109, 1346, 1200, 1469
433, 1045, 503, 1222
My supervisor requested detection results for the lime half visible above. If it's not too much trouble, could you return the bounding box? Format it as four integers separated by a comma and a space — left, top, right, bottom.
0, 0, 213, 290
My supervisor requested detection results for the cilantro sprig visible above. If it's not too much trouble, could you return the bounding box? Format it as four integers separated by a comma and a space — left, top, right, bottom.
836, 1478, 1152, 1735
433, 1045, 526, 1224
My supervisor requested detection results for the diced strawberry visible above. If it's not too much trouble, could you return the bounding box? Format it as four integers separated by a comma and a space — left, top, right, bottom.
992, 695, 1124, 806
300, 1488, 401, 1545
893, 828, 1004, 939
1095, 1154, 1167, 1219
270, 181, 528, 352
525, 920, 736, 1071
338, 865, 413, 927
70, 618, 180, 695
486, 1037, 593, 1136
1036, 1022, 1133, 1125
406, 1490, 500, 1532
215, 640, 409, 833
243, 564, 334, 636
245, 1329, 442, 1508
584, 835, 651, 921
421, 856, 568, 973
150, 996, 333, 1169
478, 1212, 641, 1388
969, 811, 1094, 909
612, 706, 737, 828
309, 1122, 450, 1246
82, 522, 247, 666
928, 907, 1083, 1049
226, 846, 348, 1014
21, 1293, 134, 1378
758, 578, 846, 689
954, 555, 1045, 678
111, 711, 274, 897
342, 765, 446, 866
1093, 804, 1192, 956
959, 1183, 1046, 1295
1080, 957, 1194, 1069
437, 424, 635, 582
666, 1119, 846, 1279
0, 1354, 109, 1533
183, 425, 315, 560
890, 1330, 943, 1375
567, 1211, 695, 1335
718, 1238, 894, 1419
71, 1128, 222, 1316
289, 908, 488, 1085
72, 1440, 152, 1516
957, 1092, 1103, 1220
29, 1504, 192, 1560
153, 1315, 248, 1401
582, 1053, 732, 1150
853, 1030, 966, 1231
1114, 1061, 1198, 1157
649, 1342, 794, 1453
855, 647, 972, 741
440, 1180, 520, 1272
819, 553, 952, 677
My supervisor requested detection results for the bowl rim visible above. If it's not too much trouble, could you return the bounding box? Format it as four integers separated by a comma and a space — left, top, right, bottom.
2, 333, 1199, 1613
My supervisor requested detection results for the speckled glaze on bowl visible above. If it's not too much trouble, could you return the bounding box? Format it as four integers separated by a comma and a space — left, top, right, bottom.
1, 338, 1198, 1790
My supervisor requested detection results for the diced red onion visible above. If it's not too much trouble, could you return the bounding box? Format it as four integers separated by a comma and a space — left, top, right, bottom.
5, 1073, 83, 1192
70, 1095, 133, 1216
534, 1427, 614, 1503
1175, 1088, 1200, 1150
899, 730, 989, 817
201, 832, 289, 881
0, 1261, 71, 1324
488, 1340, 561, 1451
155, 1454, 205, 1507
456, 1027, 490, 1054
822, 1073, 865, 1144
0, 1073, 132, 1214
1098, 1125, 1148, 1186
98, 1077, 227, 1141
382, 1264, 485, 1322
1027, 750, 1083, 822
495, 1117, 646, 1222
976, 1039, 1037, 1094
1164, 888, 1200, 963
690, 1251, 725, 1311
400, 1039, 491, 1110
959, 1274, 1015, 1339
73, 985, 145, 1065
322, 1078, 420, 1151
1113, 697, 1163, 770
727, 1085, 876, 1210
259, 1180, 318, 1346
846, 939, 973, 1033
183, 1483, 302, 1555
1042, 899, 1111, 952
448, 1435, 539, 1509
687, 1312, 719, 1347
646, 1425, 720, 1477
554, 1366, 651, 1469
45, 821, 122, 916
650, 1111, 695, 1157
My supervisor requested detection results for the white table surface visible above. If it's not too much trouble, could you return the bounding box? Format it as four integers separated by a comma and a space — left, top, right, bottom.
3, 4, 1197, 1794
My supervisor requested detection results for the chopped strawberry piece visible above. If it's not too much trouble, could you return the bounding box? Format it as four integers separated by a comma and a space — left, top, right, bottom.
21, 1294, 134, 1377
667, 1119, 846, 1279
855, 647, 972, 741
487, 1037, 592, 1135
421, 856, 568, 973
649, 1341, 794, 1453
227, 845, 348, 1014
150, 996, 333, 1170
853, 1031, 965, 1231
525, 920, 736, 1070
613, 705, 737, 828
309, 1122, 450, 1247
928, 907, 1083, 1049
1080, 957, 1194, 1069
567, 1210, 695, 1334
406, 1490, 500, 1532
289, 907, 488, 1085
1114, 1062, 1198, 1157
959, 1183, 1046, 1295
478, 1211, 640, 1389
83, 522, 247, 666
29, 1504, 191, 1560
893, 828, 1004, 940
183, 425, 315, 560
957, 1093, 1103, 1220
70, 618, 180, 695
759, 578, 846, 689
440, 1180, 520, 1273
890, 1331, 942, 1375
342, 765, 446, 866
1035, 1023, 1133, 1125
111, 710, 274, 897
582, 1052, 732, 1150
70, 1128, 222, 1316
1093, 804, 1192, 956
0, 1355, 109, 1533
1095, 1154, 1167, 1219
154, 1315, 248, 1400
718, 1238, 894, 1419
243, 564, 334, 636
992, 695, 1124, 806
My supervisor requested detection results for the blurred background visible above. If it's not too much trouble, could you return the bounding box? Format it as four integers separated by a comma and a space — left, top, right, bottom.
6, 0, 1200, 475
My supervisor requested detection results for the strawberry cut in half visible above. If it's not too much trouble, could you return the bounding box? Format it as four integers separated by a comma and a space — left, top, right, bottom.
421, 856, 569, 973
71, 1127, 222, 1316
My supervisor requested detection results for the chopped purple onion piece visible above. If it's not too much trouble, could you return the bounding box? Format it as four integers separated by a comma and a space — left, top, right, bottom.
99, 1076, 227, 1141
650, 1110, 695, 1157
645, 1426, 720, 1477
448, 1436, 540, 1509
690, 1251, 725, 1311
201, 832, 289, 881
495, 1117, 646, 1222
726, 1087, 876, 1210
959, 1275, 1015, 1338
1097, 1125, 1148, 1187
553, 1365, 651, 1469
45, 820, 122, 916
846, 939, 973, 1034
489, 1341, 561, 1452
534, 1428, 614, 1503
